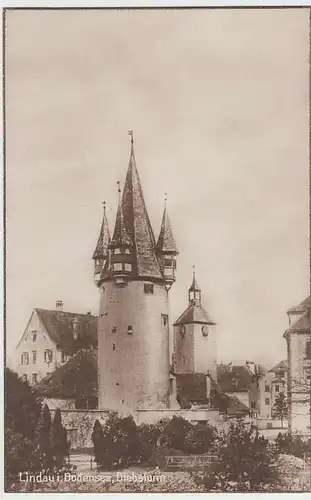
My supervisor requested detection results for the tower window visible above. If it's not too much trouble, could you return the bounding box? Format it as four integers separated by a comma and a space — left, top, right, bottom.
112, 343, 116, 351
21, 352, 29, 365
113, 263, 122, 271
180, 326, 186, 338
32, 351, 37, 364
127, 325, 133, 335
112, 326, 117, 334
265, 398, 270, 406
275, 385, 279, 392
182, 356, 186, 364
164, 259, 173, 267
144, 283, 154, 294
265, 384, 270, 393
124, 263, 132, 272
95, 259, 101, 266
161, 314, 168, 326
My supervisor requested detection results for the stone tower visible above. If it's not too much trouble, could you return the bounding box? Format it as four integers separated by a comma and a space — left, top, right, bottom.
173, 269, 217, 380
94, 133, 178, 414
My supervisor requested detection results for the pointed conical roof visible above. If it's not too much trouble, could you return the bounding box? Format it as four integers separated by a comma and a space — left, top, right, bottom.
189, 272, 201, 292
156, 207, 178, 254
93, 205, 111, 259
104, 134, 162, 280
110, 196, 133, 247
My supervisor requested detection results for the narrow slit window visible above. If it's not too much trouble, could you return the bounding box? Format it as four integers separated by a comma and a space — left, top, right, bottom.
127, 325, 133, 335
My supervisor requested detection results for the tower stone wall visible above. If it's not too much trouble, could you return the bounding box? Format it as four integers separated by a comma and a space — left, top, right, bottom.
193, 323, 217, 379
98, 280, 170, 413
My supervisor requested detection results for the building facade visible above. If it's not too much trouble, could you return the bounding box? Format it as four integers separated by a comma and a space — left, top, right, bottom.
14, 302, 97, 384
284, 297, 311, 435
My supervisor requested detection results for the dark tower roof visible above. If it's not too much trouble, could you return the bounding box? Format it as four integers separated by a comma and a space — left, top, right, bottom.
156, 206, 179, 254
110, 187, 134, 248
173, 269, 215, 326
93, 203, 111, 259
189, 272, 201, 293
101, 133, 163, 281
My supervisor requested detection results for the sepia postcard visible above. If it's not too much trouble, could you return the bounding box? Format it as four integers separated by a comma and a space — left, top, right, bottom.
3, 5, 311, 494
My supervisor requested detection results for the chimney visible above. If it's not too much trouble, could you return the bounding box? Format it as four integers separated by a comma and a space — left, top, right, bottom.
56, 300, 63, 311
87, 311, 91, 315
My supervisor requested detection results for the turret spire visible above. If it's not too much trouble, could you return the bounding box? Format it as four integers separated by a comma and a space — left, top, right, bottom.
189, 266, 201, 306
93, 200, 111, 284
110, 181, 133, 248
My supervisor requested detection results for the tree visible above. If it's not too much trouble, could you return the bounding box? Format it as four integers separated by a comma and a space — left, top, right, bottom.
95, 412, 138, 469
34, 404, 53, 473
4, 368, 42, 485
51, 409, 70, 470
194, 420, 278, 492
91, 420, 104, 466
272, 392, 288, 427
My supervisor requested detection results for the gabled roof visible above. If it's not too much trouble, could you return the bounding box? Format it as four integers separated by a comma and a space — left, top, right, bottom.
34, 309, 98, 348
93, 205, 111, 259
217, 364, 253, 393
287, 296, 311, 314
156, 207, 178, 255
269, 360, 288, 374
284, 310, 310, 335
35, 349, 97, 399
173, 304, 215, 326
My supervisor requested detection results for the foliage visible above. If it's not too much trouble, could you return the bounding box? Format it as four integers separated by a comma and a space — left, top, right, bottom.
272, 392, 288, 426
275, 432, 311, 459
51, 409, 70, 470
91, 419, 105, 466
91, 412, 138, 469
193, 420, 279, 492
34, 404, 54, 473
160, 416, 215, 454
4, 369, 42, 483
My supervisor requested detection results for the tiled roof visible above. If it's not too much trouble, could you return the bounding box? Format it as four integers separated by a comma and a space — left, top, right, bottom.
110, 199, 133, 248
35, 349, 98, 399
35, 308, 98, 348
287, 296, 311, 314
93, 206, 111, 259
102, 141, 163, 280
176, 373, 207, 403
269, 360, 288, 374
156, 207, 178, 254
285, 310, 310, 333
217, 364, 253, 393
173, 304, 215, 326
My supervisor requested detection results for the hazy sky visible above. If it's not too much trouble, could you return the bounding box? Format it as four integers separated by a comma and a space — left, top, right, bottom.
5, 8, 310, 367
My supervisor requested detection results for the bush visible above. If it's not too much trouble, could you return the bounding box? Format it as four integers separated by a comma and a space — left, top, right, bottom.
275, 432, 311, 459
4, 369, 42, 485
51, 409, 70, 470
193, 420, 279, 492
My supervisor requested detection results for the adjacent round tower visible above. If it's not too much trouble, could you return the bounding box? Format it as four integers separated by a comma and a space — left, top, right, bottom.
93, 133, 178, 414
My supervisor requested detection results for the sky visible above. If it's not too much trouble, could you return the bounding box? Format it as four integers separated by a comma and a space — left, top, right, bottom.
5, 8, 310, 367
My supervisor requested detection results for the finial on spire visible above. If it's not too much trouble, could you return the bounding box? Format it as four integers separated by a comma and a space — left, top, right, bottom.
164, 193, 168, 207
193, 265, 196, 278
128, 130, 134, 146
102, 200, 106, 213
117, 181, 121, 203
